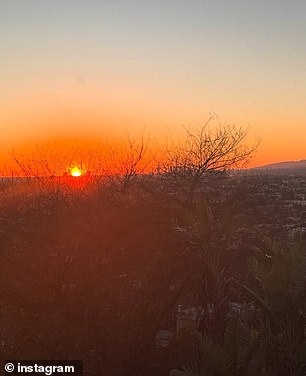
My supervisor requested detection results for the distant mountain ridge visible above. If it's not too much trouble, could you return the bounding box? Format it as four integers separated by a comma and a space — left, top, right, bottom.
255, 159, 306, 170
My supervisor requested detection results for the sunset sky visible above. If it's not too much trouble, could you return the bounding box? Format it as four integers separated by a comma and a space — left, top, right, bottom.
1, 0, 306, 170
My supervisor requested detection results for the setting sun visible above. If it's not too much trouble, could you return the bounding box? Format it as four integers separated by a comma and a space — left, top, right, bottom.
70, 166, 82, 177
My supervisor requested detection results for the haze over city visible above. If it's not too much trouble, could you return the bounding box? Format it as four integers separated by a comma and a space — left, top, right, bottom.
2, 2, 306, 376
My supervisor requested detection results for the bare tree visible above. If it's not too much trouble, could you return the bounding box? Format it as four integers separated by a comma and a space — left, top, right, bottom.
104, 130, 153, 193
164, 116, 259, 205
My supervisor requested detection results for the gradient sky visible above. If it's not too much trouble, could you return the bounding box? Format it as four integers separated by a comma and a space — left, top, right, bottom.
1, 0, 306, 169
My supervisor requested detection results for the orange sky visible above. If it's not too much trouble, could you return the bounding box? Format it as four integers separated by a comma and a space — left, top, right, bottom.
1, 1, 306, 174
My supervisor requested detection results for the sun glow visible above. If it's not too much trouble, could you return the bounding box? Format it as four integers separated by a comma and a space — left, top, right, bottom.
70, 166, 82, 177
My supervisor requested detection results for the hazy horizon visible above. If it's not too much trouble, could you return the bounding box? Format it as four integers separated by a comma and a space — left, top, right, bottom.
1, 1, 306, 170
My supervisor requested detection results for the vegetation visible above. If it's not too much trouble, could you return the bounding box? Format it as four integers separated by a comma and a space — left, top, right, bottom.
1, 123, 305, 375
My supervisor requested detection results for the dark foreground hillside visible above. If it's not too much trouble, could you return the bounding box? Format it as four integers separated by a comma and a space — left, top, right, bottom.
1, 171, 306, 376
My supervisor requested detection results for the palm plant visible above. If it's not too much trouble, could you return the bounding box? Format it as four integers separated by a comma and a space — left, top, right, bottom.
239, 237, 306, 376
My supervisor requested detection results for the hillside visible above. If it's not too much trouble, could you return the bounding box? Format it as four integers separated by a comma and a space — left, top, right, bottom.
255, 159, 306, 170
